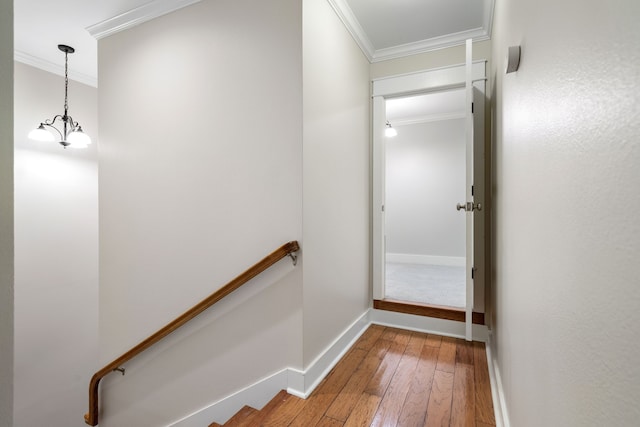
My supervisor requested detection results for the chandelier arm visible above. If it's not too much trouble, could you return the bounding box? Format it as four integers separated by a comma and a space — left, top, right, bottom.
41, 122, 64, 141
43, 123, 64, 140
42, 114, 64, 126
42, 114, 80, 138
66, 116, 79, 130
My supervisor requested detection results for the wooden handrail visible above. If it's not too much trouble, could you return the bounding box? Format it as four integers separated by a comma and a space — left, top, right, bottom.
84, 240, 300, 426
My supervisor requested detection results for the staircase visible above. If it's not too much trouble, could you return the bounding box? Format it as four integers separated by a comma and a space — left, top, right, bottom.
208, 390, 304, 427
209, 324, 495, 427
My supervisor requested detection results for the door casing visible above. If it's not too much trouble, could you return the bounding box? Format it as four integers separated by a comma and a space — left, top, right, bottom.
371, 60, 487, 328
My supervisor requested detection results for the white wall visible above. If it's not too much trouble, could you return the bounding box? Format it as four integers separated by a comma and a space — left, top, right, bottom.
0, 2, 14, 426
490, 0, 640, 425
98, 0, 303, 425
385, 119, 466, 259
302, 0, 371, 367
13, 62, 99, 427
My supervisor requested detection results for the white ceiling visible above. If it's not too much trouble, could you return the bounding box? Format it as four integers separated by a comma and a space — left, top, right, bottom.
337, 0, 493, 61
14, 0, 493, 87
14, 0, 151, 86
386, 89, 466, 125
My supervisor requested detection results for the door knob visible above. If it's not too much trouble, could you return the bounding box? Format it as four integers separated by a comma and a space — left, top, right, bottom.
457, 202, 482, 212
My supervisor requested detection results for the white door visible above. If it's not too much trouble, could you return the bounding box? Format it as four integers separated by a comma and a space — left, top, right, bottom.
463, 39, 475, 341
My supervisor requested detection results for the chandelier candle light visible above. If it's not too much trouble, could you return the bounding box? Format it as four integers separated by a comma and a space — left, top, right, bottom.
28, 44, 92, 148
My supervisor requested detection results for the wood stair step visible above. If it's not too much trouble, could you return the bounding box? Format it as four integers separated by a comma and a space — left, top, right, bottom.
210, 390, 303, 427
222, 405, 258, 426
240, 389, 291, 426
260, 390, 305, 426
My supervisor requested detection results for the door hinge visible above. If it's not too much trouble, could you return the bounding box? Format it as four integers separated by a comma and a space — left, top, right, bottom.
471, 185, 475, 196
382, 204, 385, 212
471, 267, 476, 279
471, 102, 474, 114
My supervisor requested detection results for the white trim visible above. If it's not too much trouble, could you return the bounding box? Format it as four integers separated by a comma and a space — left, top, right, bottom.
167, 369, 288, 427
326, 0, 374, 62
86, 0, 202, 40
393, 112, 465, 126
486, 332, 510, 427
285, 368, 306, 400
386, 253, 465, 267
372, 61, 487, 98
371, 28, 489, 63
464, 38, 474, 342
483, 0, 496, 43
289, 310, 371, 398
370, 308, 488, 342
14, 50, 97, 87
372, 60, 487, 85
372, 96, 386, 300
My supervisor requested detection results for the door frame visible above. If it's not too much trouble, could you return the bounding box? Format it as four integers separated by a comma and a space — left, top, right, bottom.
371, 60, 487, 323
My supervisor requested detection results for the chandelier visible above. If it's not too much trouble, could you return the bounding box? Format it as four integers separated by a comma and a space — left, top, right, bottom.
28, 44, 92, 148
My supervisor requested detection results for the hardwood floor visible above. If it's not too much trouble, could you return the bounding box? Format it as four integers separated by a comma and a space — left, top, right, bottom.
212, 325, 496, 427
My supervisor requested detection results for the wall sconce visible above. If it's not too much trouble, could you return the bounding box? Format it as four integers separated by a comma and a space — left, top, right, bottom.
28, 44, 92, 148
385, 121, 397, 137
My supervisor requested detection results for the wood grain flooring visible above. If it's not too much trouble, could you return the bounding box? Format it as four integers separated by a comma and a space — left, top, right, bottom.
212, 325, 496, 426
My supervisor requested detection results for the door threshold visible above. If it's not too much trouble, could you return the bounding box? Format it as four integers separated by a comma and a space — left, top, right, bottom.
374, 299, 485, 325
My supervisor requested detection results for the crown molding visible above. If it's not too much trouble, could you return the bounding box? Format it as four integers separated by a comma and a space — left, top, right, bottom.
329, 0, 495, 64
14, 50, 98, 87
372, 28, 490, 63
326, 0, 374, 62
87, 0, 202, 40
484, 0, 496, 40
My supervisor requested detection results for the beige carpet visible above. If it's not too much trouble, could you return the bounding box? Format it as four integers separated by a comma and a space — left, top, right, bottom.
385, 262, 465, 308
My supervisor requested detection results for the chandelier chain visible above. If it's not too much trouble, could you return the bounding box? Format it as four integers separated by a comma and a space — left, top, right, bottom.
64, 50, 69, 116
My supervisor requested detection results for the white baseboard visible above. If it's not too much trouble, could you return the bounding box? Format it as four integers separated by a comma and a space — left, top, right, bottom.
168, 369, 288, 427
287, 310, 371, 398
169, 308, 490, 426
386, 253, 465, 267
486, 332, 510, 427
370, 308, 488, 342
168, 310, 371, 426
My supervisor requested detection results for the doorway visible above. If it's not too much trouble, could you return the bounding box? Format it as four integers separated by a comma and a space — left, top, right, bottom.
384, 89, 467, 308
372, 55, 487, 338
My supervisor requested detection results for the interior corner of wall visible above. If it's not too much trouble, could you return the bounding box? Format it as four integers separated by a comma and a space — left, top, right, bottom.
485, 332, 510, 427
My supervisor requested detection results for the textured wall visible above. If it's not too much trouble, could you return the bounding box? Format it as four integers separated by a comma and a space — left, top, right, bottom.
302, 0, 371, 367
491, 0, 640, 425
0, 2, 14, 426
